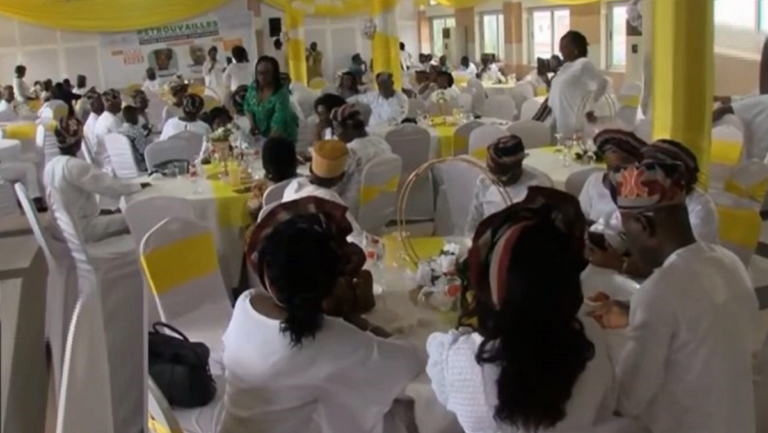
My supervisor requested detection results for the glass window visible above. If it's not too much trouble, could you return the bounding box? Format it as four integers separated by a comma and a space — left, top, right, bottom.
530, 8, 570, 63
481, 12, 505, 58
609, 4, 628, 69
760, 0, 768, 32
715, 0, 757, 29
431, 17, 456, 56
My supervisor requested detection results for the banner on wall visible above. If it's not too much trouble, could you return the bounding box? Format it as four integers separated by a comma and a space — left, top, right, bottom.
98, 8, 252, 89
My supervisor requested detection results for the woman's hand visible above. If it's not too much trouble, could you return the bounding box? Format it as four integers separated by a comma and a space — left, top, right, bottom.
585, 111, 598, 124
587, 293, 630, 329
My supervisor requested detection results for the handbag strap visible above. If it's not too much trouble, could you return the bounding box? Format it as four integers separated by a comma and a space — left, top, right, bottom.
152, 322, 190, 342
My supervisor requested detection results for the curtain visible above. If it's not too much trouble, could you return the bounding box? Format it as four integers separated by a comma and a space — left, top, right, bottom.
0, 0, 234, 32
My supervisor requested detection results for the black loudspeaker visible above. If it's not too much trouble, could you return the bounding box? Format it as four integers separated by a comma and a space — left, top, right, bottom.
268, 18, 282, 38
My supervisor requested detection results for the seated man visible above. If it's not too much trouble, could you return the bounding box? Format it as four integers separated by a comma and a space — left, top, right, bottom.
465, 135, 539, 235
0, 85, 19, 122
348, 72, 408, 127
159, 94, 212, 140
331, 104, 392, 216
44, 116, 149, 243
118, 105, 151, 172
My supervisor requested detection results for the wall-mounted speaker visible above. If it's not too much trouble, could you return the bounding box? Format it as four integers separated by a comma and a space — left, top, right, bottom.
268, 18, 282, 38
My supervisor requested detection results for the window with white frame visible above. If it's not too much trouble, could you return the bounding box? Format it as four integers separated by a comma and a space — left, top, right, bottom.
715, 0, 758, 29
608, 3, 628, 69
760, 0, 768, 32
529, 8, 570, 64
431, 16, 456, 56
480, 12, 505, 59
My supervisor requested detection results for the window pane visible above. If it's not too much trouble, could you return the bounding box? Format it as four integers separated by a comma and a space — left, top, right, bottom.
715, 0, 757, 29
497, 15, 505, 59
761, 0, 768, 31
432, 19, 445, 55
532, 10, 553, 61
553, 8, 571, 53
483, 14, 501, 57
611, 5, 627, 67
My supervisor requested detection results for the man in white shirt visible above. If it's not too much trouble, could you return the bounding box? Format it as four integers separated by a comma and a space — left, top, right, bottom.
455, 56, 477, 77
45, 116, 148, 243
12, 65, 32, 103
330, 104, 393, 216
349, 72, 408, 127
83, 94, 104, 158
0, 85, 18, 122
713, 95, 768, 162
399, 42, 413, 73
590, 161, 758, 433
466, 135, 539, 235
93, 89, 124, 171
223, 46, 253, 100
142, 68, 162, 94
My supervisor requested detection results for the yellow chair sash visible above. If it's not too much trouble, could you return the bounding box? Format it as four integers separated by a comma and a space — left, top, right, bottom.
4, 123, 39, 140
619, 95, 641, 108
716, 205, 761, 250
535, 86, 548, 97
432, 125, 455, 158
27, 100, 42, 112
711, 140, 743, 166
360, 175, 400, 206
724, 178, 768, 203
471, 146, 487, 161
453, 135, 469, 155
140, 232, 219, 295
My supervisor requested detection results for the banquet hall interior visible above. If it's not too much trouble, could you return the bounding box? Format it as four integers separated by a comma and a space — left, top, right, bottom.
3, 0, 768, 432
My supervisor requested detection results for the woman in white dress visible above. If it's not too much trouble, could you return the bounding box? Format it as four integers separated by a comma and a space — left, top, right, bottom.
202, 46, 225, 98
159, 94, 212, 140
548, 31, 609, 137
427, 187, 622, 433
221, 197, 423, 433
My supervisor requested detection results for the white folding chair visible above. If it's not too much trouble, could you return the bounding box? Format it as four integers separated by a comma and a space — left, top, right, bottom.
482, 95, 517, 122
434, 158, 483, 236
507, 120, 552, 149
263, 179, 294, 208
36, 124, 59, 166
47, 187, 144, 433
0, 180, 19, 219
407, 99, 427, 118
357, 154, 402, 234
519, 98, 543, 121
144, 138, 198, 169
453, 120, 484, 156
140, 217, 232, 361
124, 196, 196, 248
468, 125, 508, 161
167, 130, 204, 157
104, 133, 142, 178
56, 290, 115, 433
148, 378, 183, 433
384, 124, 435, 221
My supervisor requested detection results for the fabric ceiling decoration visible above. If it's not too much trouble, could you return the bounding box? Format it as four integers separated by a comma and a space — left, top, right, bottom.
0, 0, 233, 32
433, 0, 602, 6
262, 0, 399, 17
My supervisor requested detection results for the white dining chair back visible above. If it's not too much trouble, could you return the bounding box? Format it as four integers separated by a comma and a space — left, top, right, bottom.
467, 78, 486, 115
434, 158, 483, 236
457, 93, 473, 114
38, 100, 68, 121
384, 124, 435, 221
507, 120, 552, 149
263, 178, 294, 208
81, 134, 96, 165
148, 378, 183, 433
56, 290, 115, 433
0, 180, 19, 219
144, 138, 197, 169
633, 118, 652, 143
519, 98, 543, 121
523, 165, 555, 188
715, 113, 745, 134
565, 167, 604, 198
320, 85, 338, 95
104, 133, 141, 178
357, 154, 402, 233
468, 125, 508, 161
167, 130, 204, 156
453, 120, 484, 156
296, 93, 317, 121
711, 124, 746, 191
124, 196, 196, 248
36, 124, 59, 165
483, 95, 517, 122
408, 98, 427, 118
357, 102, 373, 125
510, 82, 535, 114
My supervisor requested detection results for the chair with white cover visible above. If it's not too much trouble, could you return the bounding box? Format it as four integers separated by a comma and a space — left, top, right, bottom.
453, 120, 484, 156
384, 124, 435, 221
357, 154, 402, 233
296, 115, 317, 153
434, 158, 483, 236
148, 377, 183, 433
144, 138, 198, 169
468, 125, 508, 161
523, 165, 555, 188
710, 124, 746, 191
357, 102, 373, 125
320, 85, 338, 95
81, 134, 96, 165
124, 196, 196, 248
510, 82, 535, 114
0, 180, 19, 219
633, 118, 651, 143
565, 167, 604, 198
482, 95, 517, 122
407, 98, 427, 118
38, 100, 68, 121
457, 93, 473, 114
466, 78, 486, 115
36, 124, 59, 166
104, 133, 142, 178
715, 113, 745, 134
507, 120, 552, 149
519, 98, 543, 121
616, 81, 643, 127
56, 290, 115, 433
46, 187, 144, 433
263, 178, 294, 208
168, 130, 205, 157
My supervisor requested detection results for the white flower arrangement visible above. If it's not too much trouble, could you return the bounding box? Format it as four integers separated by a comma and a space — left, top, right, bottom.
362, 19, 377, 41
208, 125, 236, 142
409, 241, 464, 311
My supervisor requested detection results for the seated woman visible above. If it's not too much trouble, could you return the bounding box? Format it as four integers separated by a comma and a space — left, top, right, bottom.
331, 104, 392, 216
313, 93, 347, 141
465, 135, 540, 235
223, 197, 423, 433
130, 89, 153, 134
243, 55, 299, 143
245, 136, 299, 218
338, 71, 362, 100
161, 82, 188, 126
159, 94, 212, 140
428, 187, 618, 433
579, 129, 646, 223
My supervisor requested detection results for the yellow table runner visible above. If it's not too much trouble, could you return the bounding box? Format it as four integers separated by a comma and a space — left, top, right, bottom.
382, 234, 446, 271
433, 125, 456, 158
200, 162, 251, 228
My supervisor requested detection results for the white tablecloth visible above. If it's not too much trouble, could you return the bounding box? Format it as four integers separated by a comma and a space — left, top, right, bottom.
525, 147, 603, 190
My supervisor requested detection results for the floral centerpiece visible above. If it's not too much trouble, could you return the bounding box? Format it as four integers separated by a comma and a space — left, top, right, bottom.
208, 125, 236, 161
409, 241, 465, 311
573, 138, 603, 164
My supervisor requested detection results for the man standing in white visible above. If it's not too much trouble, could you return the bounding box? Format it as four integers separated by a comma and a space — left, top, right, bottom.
93, 89, 124, 172
83, 94, 104, 159
591, 162, 758, 433
348, 72, 408, 127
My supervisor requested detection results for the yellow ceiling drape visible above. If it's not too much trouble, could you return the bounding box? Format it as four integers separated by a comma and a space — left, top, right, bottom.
0, 0, 235, 32
432, 0, 600, 7
261, 0, 400, 17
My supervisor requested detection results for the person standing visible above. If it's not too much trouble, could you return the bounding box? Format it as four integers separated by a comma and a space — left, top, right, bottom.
12, 65, 33, 103
548, 31, 609, 137
223, 46, 253, 100
591, 161, 758, 433
142, 67, 162, 94
203, 46, 225, 98
243, 56, 299, 143
306, 42, 324, 82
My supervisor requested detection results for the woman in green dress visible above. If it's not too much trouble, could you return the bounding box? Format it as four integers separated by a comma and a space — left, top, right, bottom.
244, 55, 299, 143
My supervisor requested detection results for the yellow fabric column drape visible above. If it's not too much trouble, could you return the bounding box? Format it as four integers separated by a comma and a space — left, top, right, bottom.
651, 0, 714, 189
286, 8, 308, 86
372, 0, 401, 89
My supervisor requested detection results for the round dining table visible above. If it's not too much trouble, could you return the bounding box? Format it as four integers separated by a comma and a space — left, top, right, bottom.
524, 146, 605, 190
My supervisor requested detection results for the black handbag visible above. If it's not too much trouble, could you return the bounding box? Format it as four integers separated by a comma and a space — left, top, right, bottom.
148, 322, 217, 408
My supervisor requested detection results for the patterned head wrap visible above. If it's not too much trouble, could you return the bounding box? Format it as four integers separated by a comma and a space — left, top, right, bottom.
169, 82, 189, 97
467, 187, 587, 311
486, 135, 526, 177
181, 94, 204, 116
643, 139, 699, 188
604, 161, 687, 212
593, 129, 646, 161
54, 115, 84, 148
231, 85, 248, 111
131, 89, 148, 107
101, 88, 122, 106
246, 196, 365, 288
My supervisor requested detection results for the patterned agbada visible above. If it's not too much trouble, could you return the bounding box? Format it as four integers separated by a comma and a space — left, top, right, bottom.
243, 82, 299, 143
603, 161, 686, 211
54, 115, 84, 148
593, 128, 646, 161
